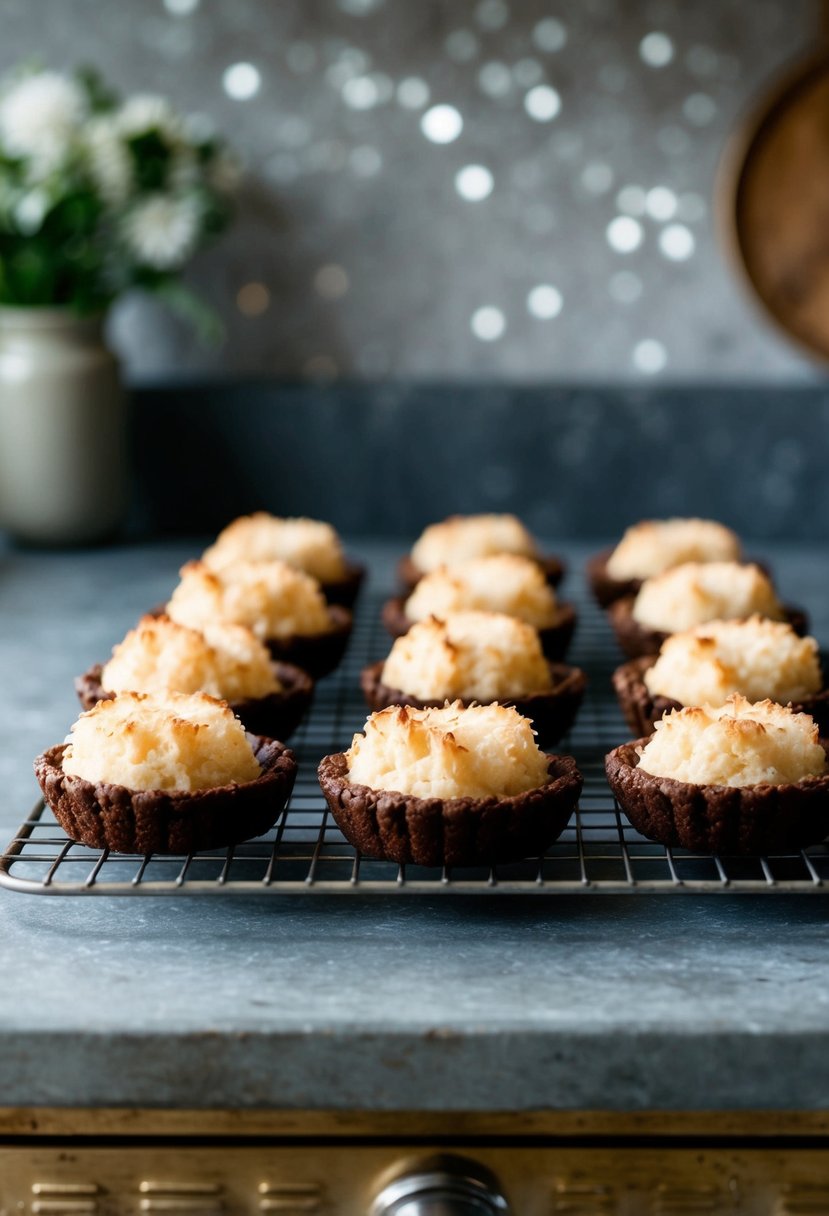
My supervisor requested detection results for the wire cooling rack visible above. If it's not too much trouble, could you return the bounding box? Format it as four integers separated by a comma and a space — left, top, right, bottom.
2, 584, 829, 896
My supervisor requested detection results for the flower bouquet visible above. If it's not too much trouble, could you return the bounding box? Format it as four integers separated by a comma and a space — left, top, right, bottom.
0, 65, 237, 546
0, 65, 236, 318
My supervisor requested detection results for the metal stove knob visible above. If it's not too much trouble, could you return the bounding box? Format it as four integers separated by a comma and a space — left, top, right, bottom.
372, 1156, 510, 1216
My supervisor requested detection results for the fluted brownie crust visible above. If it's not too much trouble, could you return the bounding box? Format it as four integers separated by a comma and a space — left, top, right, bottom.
381, 597, 577, 662
360, 659, 586, 747
586, 548, 641, 608
320, 559, 366, 609
612, 655, 829, 739
396, 552, 566, 596
605, 738, 829, 854
34, 736, 297, 855
608, 596, 809, 661
75, 661, 314, 741
265, 604, 352, 678
318, 751, 582, 867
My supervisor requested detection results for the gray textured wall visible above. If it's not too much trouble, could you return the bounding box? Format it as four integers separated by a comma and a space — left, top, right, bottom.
1, 0, 823, 382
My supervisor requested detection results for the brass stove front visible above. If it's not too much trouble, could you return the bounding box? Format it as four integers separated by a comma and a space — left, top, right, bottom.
2, 1110, 829, 1216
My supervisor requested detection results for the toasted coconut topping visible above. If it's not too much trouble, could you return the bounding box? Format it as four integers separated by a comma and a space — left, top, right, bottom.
202, 513, 346, 582
644, 616, 822, 707
636, 694, 825, 788
62, 690, 261, 792
167, 559, 333, 639
411, 513, 538, 573
102, 615, 281, 701
405, 555, 558, 630
606, 517, 741, 581
381, 611, 552, 702
631, 562, 784, 633
346, 701, 550, 799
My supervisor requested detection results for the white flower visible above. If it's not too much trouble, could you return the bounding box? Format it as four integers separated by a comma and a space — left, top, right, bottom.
122, 192, 201, 270
14, 188, 50, 234
85, 116, 131, 206
0, 71, 87, 171
117, 94, 181, 140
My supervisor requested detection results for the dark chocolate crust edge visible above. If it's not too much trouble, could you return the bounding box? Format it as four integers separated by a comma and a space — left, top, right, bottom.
266, 604, 353, 678
585, 549, 642, 609
320, 559, 366, 609
381, 598, 577, 661
605, 738, 829, 855
75, 662, 315, 742
34, 736, 297, 855
318, 751, 583, 868
396, 552, 566, 595
360, 660, 587, 747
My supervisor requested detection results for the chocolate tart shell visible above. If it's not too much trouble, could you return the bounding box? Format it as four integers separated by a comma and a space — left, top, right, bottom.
608, 596, 809, 660
381, 597, 577, 662
612, 655, 829, 739
360, 659, 586, 747
586, 548, 641, 609
34, 736, 297, 855
74, 661, 314, 742
265, 605, 352, 679
396, 552, 566, 595
320, 559, 366, 609
606, 738, 829, 855
318, 752, 582, 868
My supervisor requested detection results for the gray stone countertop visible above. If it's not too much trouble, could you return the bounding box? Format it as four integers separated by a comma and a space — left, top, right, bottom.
0, 538, 828, 1113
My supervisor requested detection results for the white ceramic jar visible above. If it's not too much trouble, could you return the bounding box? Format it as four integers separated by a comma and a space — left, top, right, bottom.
0, 308, 128, 545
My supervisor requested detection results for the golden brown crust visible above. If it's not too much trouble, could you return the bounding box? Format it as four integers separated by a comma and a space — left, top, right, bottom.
318, 751, 582, 867
396, 552, 566, 595
612, 655, 829, 739
381, 597, 577, 662
75, 661, 314, 741
360, 659, 586, 748
608, 596, 809, 660
320, 559, 366, 609
264, 604, 352, 678
34, 736, 297, 855
605, 737, 829, 854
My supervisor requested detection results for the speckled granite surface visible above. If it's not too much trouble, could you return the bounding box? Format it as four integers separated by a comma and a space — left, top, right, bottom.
1, 539, 828, 1112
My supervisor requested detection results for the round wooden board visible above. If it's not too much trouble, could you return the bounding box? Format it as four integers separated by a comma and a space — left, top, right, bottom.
722, 52, 829, 362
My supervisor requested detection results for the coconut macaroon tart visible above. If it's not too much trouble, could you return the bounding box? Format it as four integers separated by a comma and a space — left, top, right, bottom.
318, 702, 582, 868
75, 615, 314, 742
34, 691, 297, 854
608, 560, 807, 660
613, 616, 828, 738
202, 512, 365, 608
165, 559, 352, 679
398, 513, 565, 594
382, 554, 576, 661
362, 611, 586, 747
605, 696, 829, 855
587, 517, 743, 608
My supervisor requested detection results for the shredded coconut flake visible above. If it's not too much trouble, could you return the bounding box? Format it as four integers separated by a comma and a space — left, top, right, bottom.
637, 695, 826, 788
382, 611, 551, 701
411, 513, 538, 572
102, 615, 280, 702
405, 555, 558, 629
606, 517, 741, 580
63, 690, 261, 792
347, 701, 551, 799
203, 513, 347, 583
167, 559, 334, 639
631, 562, 784, 633
644, 616, 822, 707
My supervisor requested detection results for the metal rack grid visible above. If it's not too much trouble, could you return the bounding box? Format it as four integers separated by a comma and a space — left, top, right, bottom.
2, 587, 828, 896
